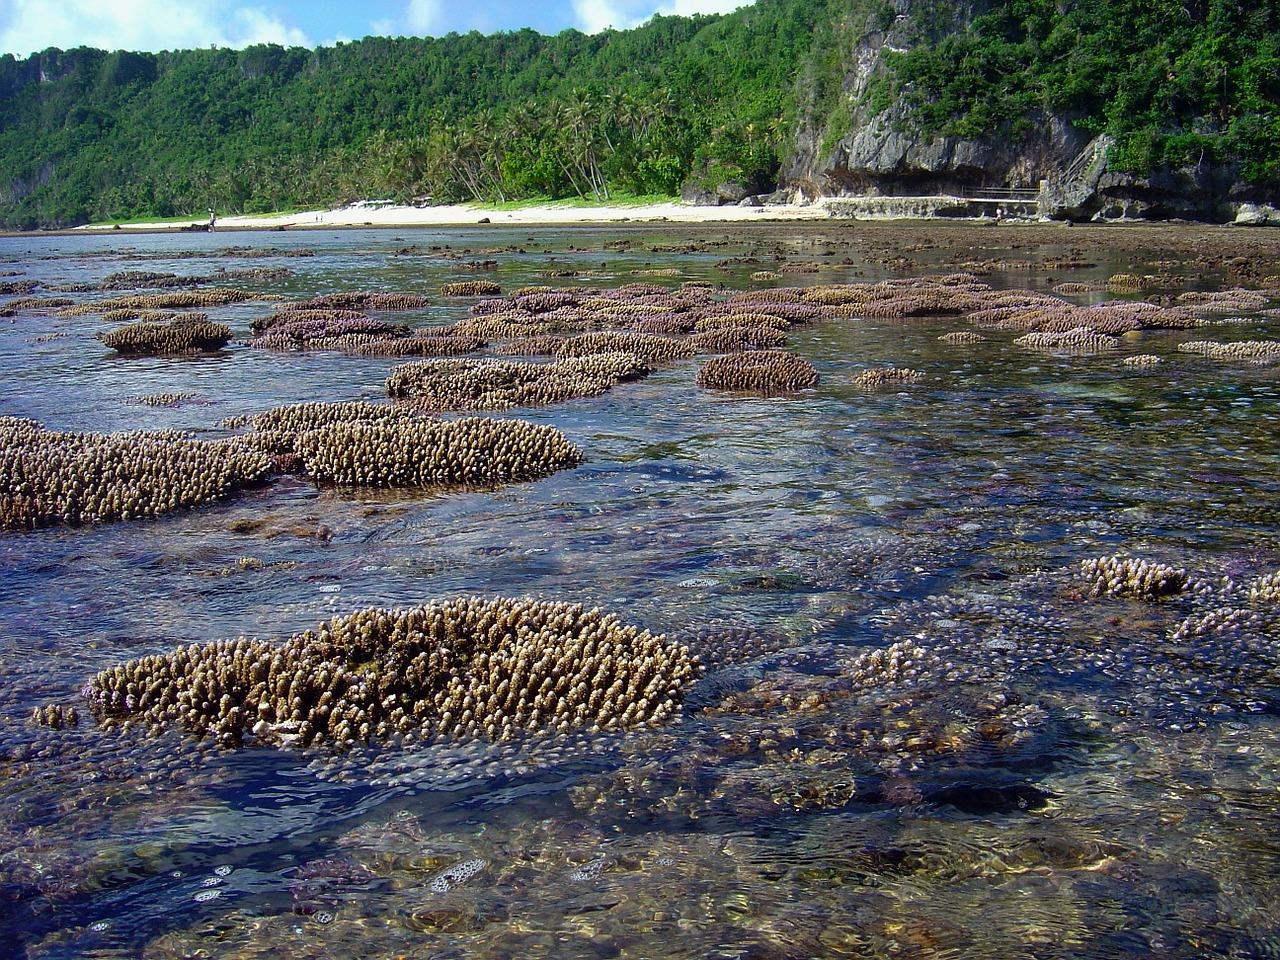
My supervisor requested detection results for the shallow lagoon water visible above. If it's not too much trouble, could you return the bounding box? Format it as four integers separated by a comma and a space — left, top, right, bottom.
1, 222, 1279, 958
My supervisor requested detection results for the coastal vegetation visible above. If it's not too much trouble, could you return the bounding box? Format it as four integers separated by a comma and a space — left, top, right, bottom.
1, 0, 1278, 228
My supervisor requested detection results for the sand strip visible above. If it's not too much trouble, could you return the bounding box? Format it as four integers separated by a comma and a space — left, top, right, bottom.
79, 200, 833, 232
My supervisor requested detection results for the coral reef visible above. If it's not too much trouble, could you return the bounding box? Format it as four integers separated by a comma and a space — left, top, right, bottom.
1051, 282, 1104, 295
696, 350, 819, 395
1106, 274, 1145, 294
1177, 339, 1280, 363
293, 416, 583, 487
555, 331, 696, 364
441, 280, 502, 297
492, 334, 568, 356
344, 331, 485, 357
0, 417, 273, 529
101, 309, 209, 324
2, 296, 75, 311
1080, 555, 1189, 599
1176, 289, 1272, 315
385, 356, 647, 411
247, 310, 401, 350
851, 367, 925, 389
1250, 571, 1280, 605
689, 325, 788, 353
80, 596, 701, 748
59, 289, 254, 314
126, 393, 200, 407
30, 704, 79, 728
691, 314, 790, 333
1014, 328, 1119, 355
237, 401, 418, 454
277, 292, 431, 312
99, 317, 233, 354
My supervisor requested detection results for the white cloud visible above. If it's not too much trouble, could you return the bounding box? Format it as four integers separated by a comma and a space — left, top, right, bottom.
404, 0, 445, 34
570, 0, 750, 34
0, 0, 311, 57
658, 0, 748, 15
571, 0, 645, 33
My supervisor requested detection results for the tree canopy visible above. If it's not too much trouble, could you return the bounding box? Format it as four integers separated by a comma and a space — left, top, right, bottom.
2, 0, 1278, 228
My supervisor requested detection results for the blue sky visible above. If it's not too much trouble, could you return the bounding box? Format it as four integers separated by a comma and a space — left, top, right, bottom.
0, 0, 750, 58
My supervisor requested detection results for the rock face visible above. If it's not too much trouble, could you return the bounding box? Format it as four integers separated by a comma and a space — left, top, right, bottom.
798, 106, 1090, 201
782, 3, 1278, 222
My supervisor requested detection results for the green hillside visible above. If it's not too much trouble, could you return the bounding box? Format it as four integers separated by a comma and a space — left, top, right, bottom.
0, 1, 828, 229
1, 0, 1278, 229
879, 0, 1280, 181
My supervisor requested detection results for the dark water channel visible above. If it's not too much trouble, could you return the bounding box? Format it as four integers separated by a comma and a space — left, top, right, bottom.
1, 222, 1279, 959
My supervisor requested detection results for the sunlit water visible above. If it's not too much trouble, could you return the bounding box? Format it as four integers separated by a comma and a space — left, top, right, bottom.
1, 223, 1279, 959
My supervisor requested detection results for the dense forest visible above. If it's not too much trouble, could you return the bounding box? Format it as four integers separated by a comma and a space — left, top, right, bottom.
1, 0, 1278, 229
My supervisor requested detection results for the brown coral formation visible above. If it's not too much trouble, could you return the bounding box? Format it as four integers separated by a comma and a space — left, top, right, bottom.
691, 314, 789, 332
386, 356, 648, 411
126, 393, 200, 407
1175, 289, 1272, 315
1105, 274, 1145, 293
277, 292, 432, 312
441, 280, 502, 297
101, 309, 209, 325
1014, 328, 1119, 355
689, 325, 788, 353
1249, 571, 1280, 605
341, 331, 486, 358
240, 401, 419, 453
492, 335, 568, 356
1176, 339, 1280, 363
99, 316, 233, 354
294, 416, 583, 487
59, 289, 254, 315
0, 417, 273, 529
81, 596, 701, 748
851, 367, 926, 389
3, 296, 75, 311
1081, 555, 1189, 599
696, 350, 818, 395
555, 332, 696, 364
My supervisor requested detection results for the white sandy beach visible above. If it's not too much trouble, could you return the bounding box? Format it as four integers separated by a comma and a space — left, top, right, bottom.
80, 199, 833, 232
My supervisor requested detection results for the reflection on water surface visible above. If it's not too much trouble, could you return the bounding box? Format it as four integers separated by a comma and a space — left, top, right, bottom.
2, 222, 1279, 959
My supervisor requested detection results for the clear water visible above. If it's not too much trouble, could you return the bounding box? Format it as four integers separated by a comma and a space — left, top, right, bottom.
2, 223, 1280, 959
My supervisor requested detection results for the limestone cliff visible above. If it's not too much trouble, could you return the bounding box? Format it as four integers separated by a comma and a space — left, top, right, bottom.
780, 0, 1278, 222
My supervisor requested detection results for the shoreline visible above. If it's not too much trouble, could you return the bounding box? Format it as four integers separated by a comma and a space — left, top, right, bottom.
71, 199, 834, 233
